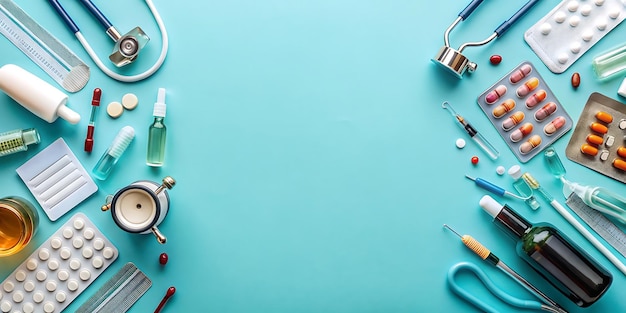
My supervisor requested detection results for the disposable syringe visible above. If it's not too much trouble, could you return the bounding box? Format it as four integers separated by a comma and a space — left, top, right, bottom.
443, 224, 566, 313
442, 101, 499, 160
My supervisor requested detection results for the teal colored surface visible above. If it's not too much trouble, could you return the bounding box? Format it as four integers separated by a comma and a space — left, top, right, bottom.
0, 0, 626, 312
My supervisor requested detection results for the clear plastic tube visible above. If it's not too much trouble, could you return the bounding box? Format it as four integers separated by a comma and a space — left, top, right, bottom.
592, 42, 626, 81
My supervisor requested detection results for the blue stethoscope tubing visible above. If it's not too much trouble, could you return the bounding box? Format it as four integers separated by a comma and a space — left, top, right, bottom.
46, 0, 168, 83
447, 262, 549, 313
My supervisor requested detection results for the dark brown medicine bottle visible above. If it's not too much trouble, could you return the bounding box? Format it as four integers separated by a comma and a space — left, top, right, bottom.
480, 195, 612, 307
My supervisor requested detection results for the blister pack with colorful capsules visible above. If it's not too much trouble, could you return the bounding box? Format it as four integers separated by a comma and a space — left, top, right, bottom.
566, 92, 626, 183
524, 0, 626, 74
476, 61, 574, 163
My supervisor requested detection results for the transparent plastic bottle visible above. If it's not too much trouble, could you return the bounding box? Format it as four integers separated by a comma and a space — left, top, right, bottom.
507, 165, 540, 210
592, 42, 626, 81
92, 126, 135, 180
0, 128, 40, 157
480, 195, 613, 307
147, 88, 167, 167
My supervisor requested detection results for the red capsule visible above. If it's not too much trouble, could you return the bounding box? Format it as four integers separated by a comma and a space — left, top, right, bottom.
159, 252, 169, 265
471, 156, 479, 165
490, 55, 502, 65
571, 72, 581, 89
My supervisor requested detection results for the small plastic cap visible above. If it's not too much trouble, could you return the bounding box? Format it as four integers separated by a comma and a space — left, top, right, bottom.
153, 88, 166, 117
479, 195, 503, 219
22, 128, 40, 146
57, 105, 80, 124
508, 165, 522, 180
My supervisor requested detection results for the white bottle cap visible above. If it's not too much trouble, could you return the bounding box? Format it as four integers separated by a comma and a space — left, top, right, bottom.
507, 165, 522, 180
0, 64, 80, 124
153, 88, 166, 118
479, 195, 503, 219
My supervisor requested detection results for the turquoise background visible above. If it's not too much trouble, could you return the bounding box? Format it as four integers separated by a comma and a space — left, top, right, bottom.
1, 0, 626, 311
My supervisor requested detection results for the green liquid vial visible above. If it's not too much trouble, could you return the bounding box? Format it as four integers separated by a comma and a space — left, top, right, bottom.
480, 195, 613, 307
147, 88, 167, 167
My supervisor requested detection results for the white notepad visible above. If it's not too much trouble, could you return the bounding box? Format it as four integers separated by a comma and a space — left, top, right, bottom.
16, 138, 98, 221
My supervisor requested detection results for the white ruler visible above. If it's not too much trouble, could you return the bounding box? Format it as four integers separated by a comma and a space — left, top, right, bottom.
566, 192, 626, 258
0, 0, 89, 92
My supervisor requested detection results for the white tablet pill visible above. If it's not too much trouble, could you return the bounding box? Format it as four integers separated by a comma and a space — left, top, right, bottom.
122, 93, 139, 110
555, 11, 567, 23
597, 18, 608, 30
455, 138, 466, 149
558, 53, 569, 64
107, 101, 124, 118
582, 30, 594, 41
540, 23, 552, 35
569, 15, 581, 27
595, 0, 605, 6
609, 9, 620, 19
496, 166, 505, 175
581, 4, 592, 15
568, 1, 579, 12
570, 42, 582, 54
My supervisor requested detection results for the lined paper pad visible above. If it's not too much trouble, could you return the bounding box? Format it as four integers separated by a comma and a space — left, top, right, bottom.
16, 138, 98, 221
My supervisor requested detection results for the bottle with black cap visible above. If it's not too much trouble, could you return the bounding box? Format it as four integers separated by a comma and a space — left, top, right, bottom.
479, 195, 612, 307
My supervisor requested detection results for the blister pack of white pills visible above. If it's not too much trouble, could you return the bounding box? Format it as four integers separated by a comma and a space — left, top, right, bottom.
0, 213, 118, 313
525, 0, 626, 73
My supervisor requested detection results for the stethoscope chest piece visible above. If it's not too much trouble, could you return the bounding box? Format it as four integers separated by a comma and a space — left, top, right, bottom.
102, 176, 175, 244
432, 46, 477, 79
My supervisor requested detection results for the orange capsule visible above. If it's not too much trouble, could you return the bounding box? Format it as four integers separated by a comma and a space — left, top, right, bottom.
510, 122, 533, 142
595, 111, 613, 124
520, 135, 542, 154
492, 99, 516, 118
502, 111, 525, 131
581, 143, 599, 156
586, 134, 604, 146
516, 77, 539, 98
613, 158, 626, 171
525, 90, 547, 108
544, 116, 566, 135
590, 122, 609, 134
617, 147, 626, 159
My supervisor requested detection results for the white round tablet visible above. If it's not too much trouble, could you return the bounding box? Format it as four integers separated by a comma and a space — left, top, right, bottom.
455, 138, 466, 149
540, 23, 552, 35
582, 30, 594, 41
122, 93, 139, 110
595, 0, 605, 6
558, 53, 569, 64
596, 18, 608, 30
554, 11, 567, 23
496, 166, 505, 175
570, 41, 582, 54
609, 9, 621, 19
581, 4, 592, 15
569, 15, 581, 27
107, 101, 124, 118
568, 1, 579, 12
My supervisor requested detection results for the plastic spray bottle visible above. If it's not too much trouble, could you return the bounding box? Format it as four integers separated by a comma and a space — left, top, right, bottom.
147, 88, 167, 167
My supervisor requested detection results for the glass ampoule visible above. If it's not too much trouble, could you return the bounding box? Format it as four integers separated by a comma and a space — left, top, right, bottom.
507, 165, 540, 210
147, 88, 167, 167
0, 128, 40, 157
480, 195, 612, 307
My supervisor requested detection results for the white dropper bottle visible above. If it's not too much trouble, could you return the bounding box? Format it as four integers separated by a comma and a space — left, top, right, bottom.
0, 64, 80, 124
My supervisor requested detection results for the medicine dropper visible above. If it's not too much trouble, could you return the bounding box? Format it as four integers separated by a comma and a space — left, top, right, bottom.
544, 146, 626, 224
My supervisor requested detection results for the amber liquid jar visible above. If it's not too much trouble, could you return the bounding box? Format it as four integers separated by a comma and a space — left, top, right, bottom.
0, 196, 39, 257
494, 204, 612, 307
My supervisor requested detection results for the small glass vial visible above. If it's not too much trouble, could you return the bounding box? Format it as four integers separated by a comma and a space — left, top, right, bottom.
0, 128, 40, 157
147, 88, 167, 167
592, 42, 626, 81
507, 165, 540, 210
92, 126, 135, 180
0, 196, 39, 257
480, 195, 613, 307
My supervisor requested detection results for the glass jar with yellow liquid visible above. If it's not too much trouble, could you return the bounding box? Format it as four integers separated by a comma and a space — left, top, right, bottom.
0, 196, 38, 257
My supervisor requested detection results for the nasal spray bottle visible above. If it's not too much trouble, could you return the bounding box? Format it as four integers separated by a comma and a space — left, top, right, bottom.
480, 195, 612, 307
0, 64, 80, 124
92, 126, 135, 180
146, 88, 167, 167
544, 146, 626, 224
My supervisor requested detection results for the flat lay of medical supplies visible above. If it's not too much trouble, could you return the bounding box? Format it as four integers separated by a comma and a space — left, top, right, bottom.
525, 0, 626, 74
432, 0, 541, 78
0, 0, 89, 93
565, 92, 626, 182
0, 213, 118, 313
476, 61, 574, 163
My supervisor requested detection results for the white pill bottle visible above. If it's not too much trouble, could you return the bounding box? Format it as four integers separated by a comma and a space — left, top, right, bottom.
0, 64, 80, 124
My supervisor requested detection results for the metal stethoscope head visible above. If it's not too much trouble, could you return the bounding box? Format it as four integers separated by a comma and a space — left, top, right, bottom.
432, 0, 541, 79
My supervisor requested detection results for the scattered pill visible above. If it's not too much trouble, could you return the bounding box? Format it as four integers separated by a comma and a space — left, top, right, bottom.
122, 93, 139, 110
595, 111, 613, 124
590, 122, 609, 134
544, 116, 566, 135
107, 101, 123, 118
525, 90, 547, 109
581, 143, 599, 156
571, 72, 580, 89
613, 158, 626, 171
455, 138, 466, 149
534, 102, 557, 121
159, 252, 169, 265
516, 78, 539, 98
520, 135, 542, 154
492, 99, 516, 118
485, 85, 507, 104
540, 23, 552, 35
570, 42, 582, 54
606, 135, 615, 147
600, 150, 610, 161
496, 166, 505, 175
471, 156, 479, 165
509, 64, 532, 83
510, 123, 533, 142
502, 111, 525, 131
586, 134, 604, 146
490, 55, 502, 65
618, 147, 626, 159
619, 119, 626, 130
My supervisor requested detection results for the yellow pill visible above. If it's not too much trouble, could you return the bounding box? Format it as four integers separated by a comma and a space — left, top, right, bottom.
595, 111, 613, 124
492, 99, 516, 118
590, 122, 608, 134
581, 143, 599, 156
613, 158, 626, 171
